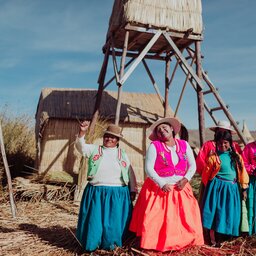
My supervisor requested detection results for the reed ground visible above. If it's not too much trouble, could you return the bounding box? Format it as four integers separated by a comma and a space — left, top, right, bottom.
1, 188, 256, 256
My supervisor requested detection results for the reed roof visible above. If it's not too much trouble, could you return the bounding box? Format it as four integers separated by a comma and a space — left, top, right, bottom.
108, 0, 203, 36
35, 88, 174, 137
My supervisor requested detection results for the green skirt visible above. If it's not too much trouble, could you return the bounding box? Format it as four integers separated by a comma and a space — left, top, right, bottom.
247, 175, 256, 235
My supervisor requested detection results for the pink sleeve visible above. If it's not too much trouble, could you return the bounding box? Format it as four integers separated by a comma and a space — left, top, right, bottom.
196, 141, 214, 175
233, 142, 242, 154
242, 143, 256, 175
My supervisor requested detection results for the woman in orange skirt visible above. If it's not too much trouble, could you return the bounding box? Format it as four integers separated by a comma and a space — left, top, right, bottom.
129, 117, 204, 252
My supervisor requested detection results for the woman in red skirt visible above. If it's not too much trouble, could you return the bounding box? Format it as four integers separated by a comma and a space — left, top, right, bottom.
129, 117, 204, 252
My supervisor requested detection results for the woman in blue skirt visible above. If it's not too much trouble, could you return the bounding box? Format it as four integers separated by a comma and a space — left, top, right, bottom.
75, 121, 137, 251
200, 130, 249, 245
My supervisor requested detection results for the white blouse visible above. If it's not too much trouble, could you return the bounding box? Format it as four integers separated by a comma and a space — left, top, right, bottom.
145, 141, 196, 188
75, 136, 137, 192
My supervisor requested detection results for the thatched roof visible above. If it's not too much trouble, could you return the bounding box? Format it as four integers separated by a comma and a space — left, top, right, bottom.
35, 88, 174, 138
242, 121, 255, 143
108, 0, 203, 36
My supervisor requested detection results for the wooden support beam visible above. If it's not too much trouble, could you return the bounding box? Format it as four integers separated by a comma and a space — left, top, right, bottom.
178, 60, 218, 124
125, 24, 203, 41
174, 57, 196, 117
195, 41, 205, 146
177, 61, 220, 127
90, 45, 110, 136
202, 71, 247, 144
111, 46, 121, 84
163, 32, 204, 91
168, 58, 179, 90
108, 50, 166, 61
97, 41, 110, 84
119, 30, 162, 85
103, 58, 135, 90
164, 54, 171, 117
142, 59, 164, 105
210, 106, 224, 112
202, 89, 213, 95
0, 122, 16, 218
204, 103, 218, 124
115, 30, 129, 125
127, 33, 145, 50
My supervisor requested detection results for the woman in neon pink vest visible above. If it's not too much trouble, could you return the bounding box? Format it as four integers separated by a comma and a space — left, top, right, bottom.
129, 117, 204, 252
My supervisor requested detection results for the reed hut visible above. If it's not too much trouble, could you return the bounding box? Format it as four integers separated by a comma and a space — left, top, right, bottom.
242, 121, 255, 143
35, 88, 177, 185
108, 0, 203, 42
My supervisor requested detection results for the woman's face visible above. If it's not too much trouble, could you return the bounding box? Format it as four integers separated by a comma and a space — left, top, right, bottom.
217, 139, 231, 152
103, 134, 119, 148
155, 123, 173, 141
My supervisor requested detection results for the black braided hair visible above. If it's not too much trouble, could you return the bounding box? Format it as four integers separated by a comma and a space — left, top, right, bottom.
214, 130, 242, 172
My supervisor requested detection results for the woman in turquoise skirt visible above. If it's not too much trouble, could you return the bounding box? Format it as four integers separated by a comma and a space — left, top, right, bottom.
200, 130, 249, 245
75, 121, 137, 251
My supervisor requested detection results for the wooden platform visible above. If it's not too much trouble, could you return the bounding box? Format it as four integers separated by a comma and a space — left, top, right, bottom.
104, 23, 203, 60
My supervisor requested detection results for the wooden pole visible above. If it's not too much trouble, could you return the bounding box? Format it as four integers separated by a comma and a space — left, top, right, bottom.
162, 32, 204, 90
164, 54, 171, 117
119, 30, 162, 85
174, 57, 196, 117
142, 59, 164, 105
90, 45, 110, 136
195, 41, 205, 146
0, 122, 16, 218
115, 30, 129, 125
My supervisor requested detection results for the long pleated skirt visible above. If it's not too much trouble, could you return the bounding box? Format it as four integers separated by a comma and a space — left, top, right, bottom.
129, 178, 204, 252
247, 175, 256, 235
76, 184, 132, 251
201, 177, 241, 236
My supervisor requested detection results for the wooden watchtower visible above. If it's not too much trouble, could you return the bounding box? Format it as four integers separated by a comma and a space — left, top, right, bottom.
90, 0, 248, 146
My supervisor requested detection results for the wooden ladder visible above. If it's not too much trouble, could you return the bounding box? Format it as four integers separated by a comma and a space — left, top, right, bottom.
179, 48, 248, 145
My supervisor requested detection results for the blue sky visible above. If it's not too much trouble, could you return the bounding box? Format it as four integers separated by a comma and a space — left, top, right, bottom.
0, 0, 255, 130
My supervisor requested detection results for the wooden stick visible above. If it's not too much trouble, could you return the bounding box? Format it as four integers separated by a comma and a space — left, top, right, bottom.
0, 122, 17, 218
131, 247, 150, 256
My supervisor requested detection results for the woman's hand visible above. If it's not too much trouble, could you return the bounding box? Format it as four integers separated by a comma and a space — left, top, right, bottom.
78, 120, 90, 137
162, 184, 172, 192
242, 190, 247, 201
130, 192, 136, 201
176, 177, 188, 190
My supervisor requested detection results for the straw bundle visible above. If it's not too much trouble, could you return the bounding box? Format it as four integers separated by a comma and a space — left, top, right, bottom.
12, 178, 75, 202
109, 0, 203, 35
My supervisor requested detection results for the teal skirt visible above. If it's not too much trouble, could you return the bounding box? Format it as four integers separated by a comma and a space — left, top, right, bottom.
76, 184, 132, 251
247, 175, 256, 235
201, 177, 241, 236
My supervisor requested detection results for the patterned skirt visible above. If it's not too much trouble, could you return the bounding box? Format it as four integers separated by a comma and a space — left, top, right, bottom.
201, 177, 241, 236
129, 178, 204, 252
76, 184, 132, 251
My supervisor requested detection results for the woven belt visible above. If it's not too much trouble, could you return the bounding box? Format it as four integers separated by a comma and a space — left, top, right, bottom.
216, 175, 237, 184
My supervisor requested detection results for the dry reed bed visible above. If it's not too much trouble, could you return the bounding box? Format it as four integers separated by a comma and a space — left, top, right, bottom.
1, 199, 256, 256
